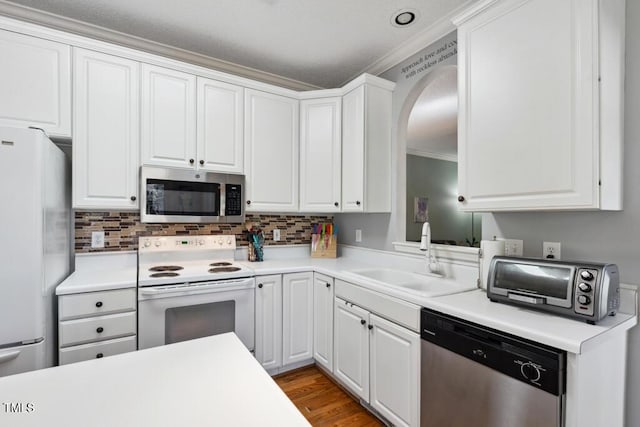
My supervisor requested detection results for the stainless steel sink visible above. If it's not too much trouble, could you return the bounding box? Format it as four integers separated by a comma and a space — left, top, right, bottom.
348, 268, 475, 297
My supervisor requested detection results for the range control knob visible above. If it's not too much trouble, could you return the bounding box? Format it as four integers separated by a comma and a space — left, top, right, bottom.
154, 241, 161, 248
218, 238, 224, 245
577, 295, 592, 305
198, 239, 205, 246
580, 270, 594, 281
578, 282, 592, 293
227, 238, 232, 245
143, 240, 151, 248
520, 362, 541, 382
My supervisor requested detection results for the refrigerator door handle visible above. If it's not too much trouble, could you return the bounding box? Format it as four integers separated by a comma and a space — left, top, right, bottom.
0, 349, 20, 364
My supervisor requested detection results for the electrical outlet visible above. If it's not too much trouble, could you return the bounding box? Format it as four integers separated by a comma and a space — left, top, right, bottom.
91, 231, 105, 248
543, 241, 561, 260
273, 229, 281, 241
355, 229, 362, 243
497, 238, 523, 256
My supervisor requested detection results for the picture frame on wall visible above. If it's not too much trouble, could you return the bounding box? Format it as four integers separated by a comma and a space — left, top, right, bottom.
414, 196, 428, 223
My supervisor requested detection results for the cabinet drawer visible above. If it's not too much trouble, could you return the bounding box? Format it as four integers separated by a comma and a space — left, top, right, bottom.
59, 312, 136, 347
59, 288, 136, 320
59, 336, 137, 365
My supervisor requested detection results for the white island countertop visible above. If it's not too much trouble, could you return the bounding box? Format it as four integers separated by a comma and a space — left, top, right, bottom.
0, 333, 310, 427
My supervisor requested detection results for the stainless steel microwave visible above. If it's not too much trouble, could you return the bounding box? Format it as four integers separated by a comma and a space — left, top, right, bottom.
140, 166, 244, 223
487, 256, 620, 324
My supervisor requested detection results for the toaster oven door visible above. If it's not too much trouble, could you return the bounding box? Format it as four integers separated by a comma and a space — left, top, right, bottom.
490, 259, 574, 308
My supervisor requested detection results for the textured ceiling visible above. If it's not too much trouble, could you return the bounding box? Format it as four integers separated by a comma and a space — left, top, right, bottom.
4, 0, 469, 88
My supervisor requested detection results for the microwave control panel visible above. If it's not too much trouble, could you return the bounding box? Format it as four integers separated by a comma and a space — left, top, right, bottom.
225, 184, 243, 216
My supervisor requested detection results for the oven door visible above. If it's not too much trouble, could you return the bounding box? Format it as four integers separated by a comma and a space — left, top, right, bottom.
138, 278, 255, 351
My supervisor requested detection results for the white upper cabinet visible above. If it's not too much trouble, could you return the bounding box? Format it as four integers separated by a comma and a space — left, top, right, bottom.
244, 89, 299, 212
141, 64, 196, 169
73, 48, 140, 210
0, 29, 71, 137
197, 77, 244, 173
341, 81, 393, 213
454, 0, 625, 211
299, 97, 342, 212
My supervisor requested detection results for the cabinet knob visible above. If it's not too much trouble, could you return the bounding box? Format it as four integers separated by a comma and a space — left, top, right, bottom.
368, 325, 373, 330
326, 283, 331, 288
457, 195, 465, 202
199, 160, 204, 165
95, 301, 103, 308
130, 196, 136, 201
189, 158, 195, 164
96, 353, 104, 359
246, 200, 251, 205
360, 319, 366, 325
96, 327, 104, 333
258, 283, 263, 289
334, 202, 339, 207
356, 201, 361, 206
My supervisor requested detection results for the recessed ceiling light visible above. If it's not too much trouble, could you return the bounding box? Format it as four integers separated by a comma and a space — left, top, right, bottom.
392, 9, 419, 27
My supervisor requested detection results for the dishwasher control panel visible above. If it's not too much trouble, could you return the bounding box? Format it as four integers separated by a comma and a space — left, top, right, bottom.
421, 308, 566, 396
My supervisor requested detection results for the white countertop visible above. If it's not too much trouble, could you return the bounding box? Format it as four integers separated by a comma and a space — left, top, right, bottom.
0, 333, 310, 427
59, 247, 637, 354
56, 252, 137, 295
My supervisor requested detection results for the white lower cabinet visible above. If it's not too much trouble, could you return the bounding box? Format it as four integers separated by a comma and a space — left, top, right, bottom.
255, 272, 314, 373
282, 272, 314, 365
334, 296, 420, 427
58, 288, 137, 365
313, 273, 334, 371
255, 274, 283, 371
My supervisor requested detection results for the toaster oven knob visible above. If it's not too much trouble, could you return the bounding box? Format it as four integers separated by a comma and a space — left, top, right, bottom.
578, 282, 592, 293
577, 295, 591, 305
580, 270, 594, 281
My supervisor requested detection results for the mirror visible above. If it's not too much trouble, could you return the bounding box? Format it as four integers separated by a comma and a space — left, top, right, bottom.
404, 65, 481, 246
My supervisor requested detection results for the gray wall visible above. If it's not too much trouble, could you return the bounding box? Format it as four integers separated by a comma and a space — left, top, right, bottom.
406, 155, 479, 244
483, 2, 640, 424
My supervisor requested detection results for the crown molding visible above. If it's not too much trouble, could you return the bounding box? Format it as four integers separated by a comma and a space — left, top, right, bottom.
0, 0, 321, 91
345, 0, 478, 85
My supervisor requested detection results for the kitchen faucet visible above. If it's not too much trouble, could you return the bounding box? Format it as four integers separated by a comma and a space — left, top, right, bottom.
420, 222, 440, 273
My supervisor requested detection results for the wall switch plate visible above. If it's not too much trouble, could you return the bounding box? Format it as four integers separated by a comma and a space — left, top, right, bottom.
497, 238, 523, 257
273, 229, 281, 241
355, 229, 362, 243
543, 241, 561, 259
91, 231, 105, 248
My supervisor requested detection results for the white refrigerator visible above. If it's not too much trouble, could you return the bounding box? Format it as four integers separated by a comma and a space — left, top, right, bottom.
0, 127, 71, 377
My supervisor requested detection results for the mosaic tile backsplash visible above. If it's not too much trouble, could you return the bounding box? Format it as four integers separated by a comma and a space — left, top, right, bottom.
75, 211, 333, 253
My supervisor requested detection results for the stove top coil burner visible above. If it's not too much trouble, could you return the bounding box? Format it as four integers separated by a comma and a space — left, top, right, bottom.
149, 272, 180, 278
148, 265, 184, 272
208, 266, 242, 273
210, 262, 233, 267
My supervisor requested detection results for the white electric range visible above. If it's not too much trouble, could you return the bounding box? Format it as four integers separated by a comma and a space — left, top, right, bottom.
137, 235, 255, 351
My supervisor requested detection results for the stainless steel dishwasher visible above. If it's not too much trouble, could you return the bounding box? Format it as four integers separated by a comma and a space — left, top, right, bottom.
420, 308, 565, 427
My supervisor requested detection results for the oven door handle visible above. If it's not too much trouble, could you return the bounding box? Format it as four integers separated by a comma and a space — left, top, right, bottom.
139, 281, 254, 296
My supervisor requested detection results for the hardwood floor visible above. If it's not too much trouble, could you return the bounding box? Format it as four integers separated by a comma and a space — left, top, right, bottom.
274, 365, 384, 427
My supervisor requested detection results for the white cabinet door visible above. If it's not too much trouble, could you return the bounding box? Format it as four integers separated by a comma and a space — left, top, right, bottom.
455, 0, 624, 211
282, 272, 313, 366
73, 48, 139, 209
299, 97, 342, 212
255, 275, 282, 370
244, 89, 299, 211
341, 83, 392, 213
141, 64, 196, 169
313, 273, 334, 371
197, 77, 244, 173
369, 314, 420, 427
0, 29, 71, 137
333, 297, 369, 401
341, 86, 365, 212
